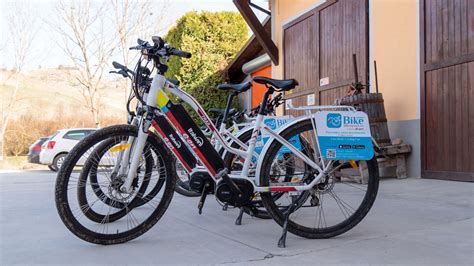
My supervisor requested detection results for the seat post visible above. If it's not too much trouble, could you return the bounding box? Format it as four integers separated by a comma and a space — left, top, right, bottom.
258, 87, 274, 115
219, 92, 237, 129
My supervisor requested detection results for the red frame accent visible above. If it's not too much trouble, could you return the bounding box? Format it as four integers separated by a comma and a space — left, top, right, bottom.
197, 108, 217, 132
269, 187, 297, 192
164, 112, 218, 177
151, 120, 193, 173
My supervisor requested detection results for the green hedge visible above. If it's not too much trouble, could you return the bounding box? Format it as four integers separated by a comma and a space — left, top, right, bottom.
164, 11, 248, 119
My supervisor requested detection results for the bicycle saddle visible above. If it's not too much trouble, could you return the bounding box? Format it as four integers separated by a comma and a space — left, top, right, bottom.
217, 81, 251, 93
252, 76, 298, 90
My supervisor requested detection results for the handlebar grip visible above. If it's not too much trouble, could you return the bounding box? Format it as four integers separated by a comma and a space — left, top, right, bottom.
170, 48, 192, 58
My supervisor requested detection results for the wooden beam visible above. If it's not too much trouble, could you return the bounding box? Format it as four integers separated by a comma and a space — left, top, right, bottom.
233, 0, 279, 65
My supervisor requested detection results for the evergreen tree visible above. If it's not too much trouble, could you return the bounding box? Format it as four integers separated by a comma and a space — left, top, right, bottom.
164, 11, 248, 116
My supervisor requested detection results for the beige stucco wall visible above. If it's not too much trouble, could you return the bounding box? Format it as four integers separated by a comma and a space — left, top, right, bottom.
271, 0, 419, 121
371, 0, 418, 121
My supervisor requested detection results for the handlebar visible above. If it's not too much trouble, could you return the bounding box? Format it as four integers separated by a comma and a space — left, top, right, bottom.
110, 61, 136, 80
129, 36, 192, 59
129, 38, 150, 50
112, 61, 135, 75
168, 48, 192, 58
118, 36, 192, 117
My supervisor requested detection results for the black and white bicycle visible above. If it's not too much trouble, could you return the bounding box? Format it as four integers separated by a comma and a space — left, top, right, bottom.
55, 36, 379, 247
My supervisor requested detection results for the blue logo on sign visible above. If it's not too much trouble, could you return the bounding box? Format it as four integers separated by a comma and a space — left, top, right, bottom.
327, 113, 342, 128
264, 118, 277, 130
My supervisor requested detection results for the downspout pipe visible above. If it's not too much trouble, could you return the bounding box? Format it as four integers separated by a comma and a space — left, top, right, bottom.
242, 54, 271, 75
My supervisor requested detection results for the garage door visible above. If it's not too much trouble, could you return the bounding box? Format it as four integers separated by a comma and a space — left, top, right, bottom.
421, 0, 474, 181
283, 0, 369, 116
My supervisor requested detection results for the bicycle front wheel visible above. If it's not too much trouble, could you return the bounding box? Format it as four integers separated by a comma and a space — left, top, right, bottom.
259, 118, 379, 239
55, 125, 175, 245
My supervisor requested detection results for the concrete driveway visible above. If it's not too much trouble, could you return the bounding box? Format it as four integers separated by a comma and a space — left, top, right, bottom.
0, 170, 473, 265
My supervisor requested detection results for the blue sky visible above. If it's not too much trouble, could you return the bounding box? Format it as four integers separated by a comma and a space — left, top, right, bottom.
0, 0, 268, 70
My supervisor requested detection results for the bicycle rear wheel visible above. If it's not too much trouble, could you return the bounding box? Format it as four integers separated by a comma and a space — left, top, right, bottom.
55, 125, 175, 245
259, 118, 379, 239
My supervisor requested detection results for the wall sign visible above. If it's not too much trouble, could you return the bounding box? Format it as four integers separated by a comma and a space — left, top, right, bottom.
307, 94, 315, 105
314, 111, 374, 160
320, 77, 329, 86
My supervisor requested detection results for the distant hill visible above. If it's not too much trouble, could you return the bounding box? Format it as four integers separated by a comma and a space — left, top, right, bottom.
0, 68, 128, 121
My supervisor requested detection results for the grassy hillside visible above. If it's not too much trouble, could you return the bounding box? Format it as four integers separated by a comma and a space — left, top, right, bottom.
1, 68, 127, 120
1, 68, 128, 156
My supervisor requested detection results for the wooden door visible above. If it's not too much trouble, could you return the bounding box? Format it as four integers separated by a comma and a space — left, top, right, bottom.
421, 0, 474, 181
283, 0, 368, 116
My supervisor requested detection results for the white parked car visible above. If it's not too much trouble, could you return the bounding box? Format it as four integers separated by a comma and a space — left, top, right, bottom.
40, 128, 97, 171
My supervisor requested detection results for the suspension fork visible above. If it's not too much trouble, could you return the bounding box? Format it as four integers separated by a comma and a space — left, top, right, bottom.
120, 115, 152, 193
115, 90, 149, 176
120, 74, 166, 193
114, 116, 140, 176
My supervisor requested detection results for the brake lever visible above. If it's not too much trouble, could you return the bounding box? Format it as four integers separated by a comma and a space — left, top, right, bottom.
109, 70, 130, 79
130, 39, 151, 50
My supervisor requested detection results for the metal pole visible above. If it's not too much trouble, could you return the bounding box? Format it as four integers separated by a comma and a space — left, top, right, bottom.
352, 54, 359, 83
374, 60, 379, 94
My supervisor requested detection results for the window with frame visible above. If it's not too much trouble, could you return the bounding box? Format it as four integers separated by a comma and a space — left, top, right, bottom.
63, 130, 95, 140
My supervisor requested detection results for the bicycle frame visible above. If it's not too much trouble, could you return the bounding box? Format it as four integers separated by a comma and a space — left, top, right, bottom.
121, 72, 356, 194
211, 114, 255, 153
113, 84, 253, 185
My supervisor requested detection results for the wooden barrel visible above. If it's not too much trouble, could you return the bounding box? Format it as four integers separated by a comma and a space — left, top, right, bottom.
339, 93, 391, 146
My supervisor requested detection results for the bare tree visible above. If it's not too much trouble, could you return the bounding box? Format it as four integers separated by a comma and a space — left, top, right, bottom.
112, 0, 148, 68
55, 0, 115, 128
110, 0, 169, 102
1, 2, 38, 160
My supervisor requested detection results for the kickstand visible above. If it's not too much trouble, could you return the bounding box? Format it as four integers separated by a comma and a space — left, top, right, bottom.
197, 182, 210, 215
235, 208, 245, 225
222, 203, 228, 211
278, 195, 299, 248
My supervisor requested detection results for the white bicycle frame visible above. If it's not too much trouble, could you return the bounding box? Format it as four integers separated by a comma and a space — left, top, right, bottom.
121, 72, 356, 193
210, 112, 256, 153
